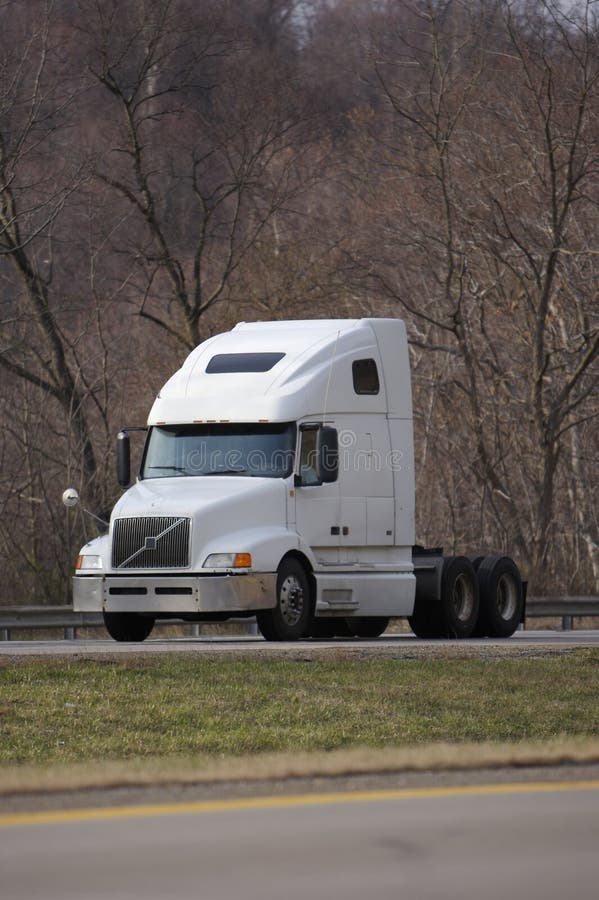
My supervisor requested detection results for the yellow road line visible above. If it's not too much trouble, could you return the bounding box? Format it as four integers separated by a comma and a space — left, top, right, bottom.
1, 779, 599, 828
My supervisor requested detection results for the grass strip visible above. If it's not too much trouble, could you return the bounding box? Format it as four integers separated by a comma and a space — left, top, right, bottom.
1, 650, 598, 789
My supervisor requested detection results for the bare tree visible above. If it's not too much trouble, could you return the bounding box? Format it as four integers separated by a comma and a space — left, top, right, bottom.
78, 0, 318, 351
359, 0, 599, 590
0, 2, 107, 512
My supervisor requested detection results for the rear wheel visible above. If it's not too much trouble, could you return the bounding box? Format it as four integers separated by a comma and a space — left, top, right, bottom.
475, 556, 523, 638
438, 556, 479, 638
408, 581, 444, 638
408, 603, 442, 638
257, 558, 313, 641
409, 556, 479, 639
103, 612, 155, 642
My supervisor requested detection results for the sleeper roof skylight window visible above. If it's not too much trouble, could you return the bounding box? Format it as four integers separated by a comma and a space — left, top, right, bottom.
206, 352, 285, 374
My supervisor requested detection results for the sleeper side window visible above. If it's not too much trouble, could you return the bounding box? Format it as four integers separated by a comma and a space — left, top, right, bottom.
352, 358, 380, 395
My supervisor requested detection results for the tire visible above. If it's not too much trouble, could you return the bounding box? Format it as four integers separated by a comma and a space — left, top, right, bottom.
103, 612, 155, 642
469, 556, 488, 636
257, 558, 313, 641
345, 617, 389, 638
408, 601, 442, 638
408, 582, 444, 638
437, 556, 479, 638
410, 557, 479, 639
475, 556, 523, 638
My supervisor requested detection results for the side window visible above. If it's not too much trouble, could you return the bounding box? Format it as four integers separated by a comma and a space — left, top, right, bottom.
352, 359, 380, 395
299, 428, 320, 486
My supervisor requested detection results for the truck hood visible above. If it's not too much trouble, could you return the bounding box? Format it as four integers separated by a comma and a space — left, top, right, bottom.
111, 476, 288, 570
113, 475, 286, 521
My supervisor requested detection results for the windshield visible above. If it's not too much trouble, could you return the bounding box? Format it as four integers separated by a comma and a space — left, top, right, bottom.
141, 422, 296, 479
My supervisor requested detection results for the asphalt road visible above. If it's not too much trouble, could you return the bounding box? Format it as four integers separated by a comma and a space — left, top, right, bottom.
1, 779, 598, 900
1, 629, 599, 657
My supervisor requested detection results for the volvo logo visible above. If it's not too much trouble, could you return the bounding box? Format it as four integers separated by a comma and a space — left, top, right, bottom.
144, 537, 158, 551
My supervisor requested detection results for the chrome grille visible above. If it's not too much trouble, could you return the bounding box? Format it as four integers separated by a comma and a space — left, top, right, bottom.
112, 517, 191, 569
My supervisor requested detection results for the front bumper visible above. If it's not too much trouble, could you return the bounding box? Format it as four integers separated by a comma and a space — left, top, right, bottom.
73, 573, 276, 614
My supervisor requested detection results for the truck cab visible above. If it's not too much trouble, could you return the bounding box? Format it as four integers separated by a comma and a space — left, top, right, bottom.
71, 318, 524, 641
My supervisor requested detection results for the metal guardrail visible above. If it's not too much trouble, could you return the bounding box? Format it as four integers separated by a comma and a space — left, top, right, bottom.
0, 607, 105, 641
523, 596, 599, 632
0, 607, 258, 641
0, 598, 597, 640
524, 596, 599, 616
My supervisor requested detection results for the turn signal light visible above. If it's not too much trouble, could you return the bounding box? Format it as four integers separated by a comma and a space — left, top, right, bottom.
203, 552, 252, 569
233, 553, 252, 568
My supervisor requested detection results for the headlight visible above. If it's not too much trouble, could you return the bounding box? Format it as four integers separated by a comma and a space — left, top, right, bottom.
75, 554, 103, 571
203, 553, 252, 569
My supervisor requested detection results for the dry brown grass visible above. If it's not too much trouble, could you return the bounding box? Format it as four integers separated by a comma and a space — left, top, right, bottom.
2, 737, 599, 796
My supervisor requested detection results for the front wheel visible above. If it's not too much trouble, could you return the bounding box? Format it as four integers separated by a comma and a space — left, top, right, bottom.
257, 558, 313, 641
103, 612, 155, 642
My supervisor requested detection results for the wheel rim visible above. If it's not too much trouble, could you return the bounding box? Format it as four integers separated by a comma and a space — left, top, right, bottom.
451, 573, 475, 622
279, 574, 305, 627
496, 574, 518, 621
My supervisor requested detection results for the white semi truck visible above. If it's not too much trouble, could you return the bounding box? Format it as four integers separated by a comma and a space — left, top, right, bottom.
68, 318, 525, 641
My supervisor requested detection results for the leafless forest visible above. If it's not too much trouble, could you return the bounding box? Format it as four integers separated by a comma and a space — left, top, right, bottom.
0, 0, 598, 605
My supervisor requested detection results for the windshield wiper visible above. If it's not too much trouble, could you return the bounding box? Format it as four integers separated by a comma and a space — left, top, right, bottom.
202, 467, 248, 475
146, 466, 189, 474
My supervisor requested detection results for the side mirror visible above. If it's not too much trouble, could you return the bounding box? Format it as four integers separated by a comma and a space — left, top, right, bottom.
62, 487, 80, 508
117, 431, 131, 487
318, 426, 338, 483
